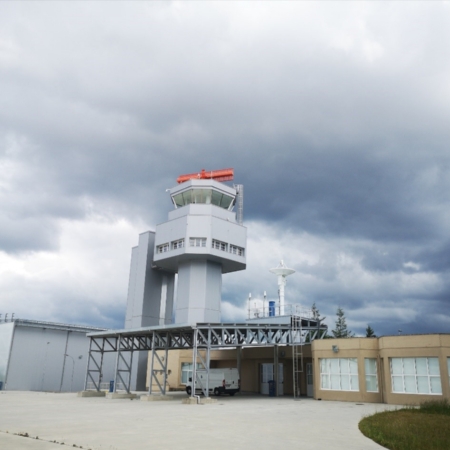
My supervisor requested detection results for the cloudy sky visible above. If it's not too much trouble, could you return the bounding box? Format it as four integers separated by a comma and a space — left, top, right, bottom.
1, 1, 449, 337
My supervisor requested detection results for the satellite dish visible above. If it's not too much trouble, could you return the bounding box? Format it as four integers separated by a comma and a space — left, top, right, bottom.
269, 260, 295, 316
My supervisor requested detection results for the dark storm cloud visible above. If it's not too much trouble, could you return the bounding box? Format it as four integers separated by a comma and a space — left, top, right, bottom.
1, 2, 449, 334
245, 143, 448, 244
417, 242, 450, 274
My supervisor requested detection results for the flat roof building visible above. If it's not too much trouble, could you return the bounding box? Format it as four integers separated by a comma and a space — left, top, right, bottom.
145, 333, 450, 405
0, 318, 114, 392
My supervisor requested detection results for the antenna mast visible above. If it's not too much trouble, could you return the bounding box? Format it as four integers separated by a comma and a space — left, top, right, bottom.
234, 184, 244, 225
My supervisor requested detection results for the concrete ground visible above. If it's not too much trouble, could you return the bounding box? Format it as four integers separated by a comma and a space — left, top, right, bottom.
0, 391, 399, 450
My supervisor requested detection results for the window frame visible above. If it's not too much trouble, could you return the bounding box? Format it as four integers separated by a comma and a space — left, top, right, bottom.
390, 357, 442, 395
189, 238, 206, 248
447, 358, 450, 389
157, 243, 169, 254
320, 358, 359, 392
229, 245, 244, 257
171, 239, 184, 250
364, 358, 379, 393
212, 239, 228, 252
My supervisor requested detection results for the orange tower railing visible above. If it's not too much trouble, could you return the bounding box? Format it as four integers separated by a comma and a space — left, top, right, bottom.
176, 168, 234, 184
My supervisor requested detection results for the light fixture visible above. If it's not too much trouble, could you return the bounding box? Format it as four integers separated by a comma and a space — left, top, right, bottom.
332, 345, 339, 353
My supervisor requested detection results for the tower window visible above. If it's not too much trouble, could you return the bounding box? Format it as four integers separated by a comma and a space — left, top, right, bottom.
157, 243, 170, 254
171, 239, 184, 250
189, 238, 206, 247
229, 245, 244, 256
212, 239, 227, 252
172, 189, 235, 210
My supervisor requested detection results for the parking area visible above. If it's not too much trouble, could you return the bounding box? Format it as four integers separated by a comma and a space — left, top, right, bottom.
0, 391, 397, 450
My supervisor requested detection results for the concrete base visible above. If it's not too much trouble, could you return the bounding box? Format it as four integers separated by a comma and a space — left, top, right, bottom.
182, 397, 218, 405
77, 391, 106, 398
106, 393, 138, 400
200, 397, 218, 404
141, 394, 174, 401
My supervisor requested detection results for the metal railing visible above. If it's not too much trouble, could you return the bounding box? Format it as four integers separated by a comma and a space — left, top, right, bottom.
248, 303, 314, 320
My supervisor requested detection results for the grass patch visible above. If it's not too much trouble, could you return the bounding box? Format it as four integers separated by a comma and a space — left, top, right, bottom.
359, 400, 450, 450
418, 399, 450, 416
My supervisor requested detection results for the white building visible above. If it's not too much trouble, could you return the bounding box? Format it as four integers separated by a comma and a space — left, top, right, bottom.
0, 318, 114, 392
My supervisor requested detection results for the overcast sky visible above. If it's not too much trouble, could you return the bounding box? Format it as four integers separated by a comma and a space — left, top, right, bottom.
1, 1, 449, 337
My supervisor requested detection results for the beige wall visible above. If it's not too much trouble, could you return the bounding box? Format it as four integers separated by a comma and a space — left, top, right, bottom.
146, 348, 240, 392
145, 334, 450, 404
146, 345, 311, 396
312, 338, 381, 403
379, 335, 450, 405
312, 334, 450, 405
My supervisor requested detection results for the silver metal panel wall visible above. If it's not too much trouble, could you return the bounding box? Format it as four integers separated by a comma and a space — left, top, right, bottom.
124, 246, 139, 329
176, 260, 222, 323
154, 210, 246, 274
127, 231, 175, 329
5, 325, 115, 392
59, 331, 90, 392
0, 322, 14, 386
124, 231, 175, 390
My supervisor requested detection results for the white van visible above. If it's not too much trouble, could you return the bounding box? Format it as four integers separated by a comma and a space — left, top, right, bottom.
186, 368, 240, 396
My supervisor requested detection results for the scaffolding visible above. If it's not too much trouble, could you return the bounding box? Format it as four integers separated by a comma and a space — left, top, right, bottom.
84, 320, 328, 397
292, 314, 303, 399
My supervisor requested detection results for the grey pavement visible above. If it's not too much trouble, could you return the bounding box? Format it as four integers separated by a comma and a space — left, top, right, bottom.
0, 391, 398, 450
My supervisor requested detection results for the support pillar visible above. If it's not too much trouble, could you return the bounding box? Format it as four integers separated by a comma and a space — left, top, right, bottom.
274, 345, 280, 397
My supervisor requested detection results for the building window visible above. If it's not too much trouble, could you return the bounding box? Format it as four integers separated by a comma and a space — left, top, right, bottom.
212, 239, 227, 252
448, 358, 450, 388
229, 245, 244, 256
320, 358, 359, 391
157, 243, 169, 254
365, 358, 378, 393
189, 238, 206, 247
181, 363, 202, 384
172, 188, 234, 210
390, 357, 442, 395
171, 239, 184, 250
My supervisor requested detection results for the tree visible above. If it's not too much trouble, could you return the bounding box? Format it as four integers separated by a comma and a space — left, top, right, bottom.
311, 302, 328, 338
311, 302, 321, 320
331, 307, 354, 338
365, 325, 376, 338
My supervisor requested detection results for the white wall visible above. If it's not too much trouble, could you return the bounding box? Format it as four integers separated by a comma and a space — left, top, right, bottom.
5, 324, 115, 392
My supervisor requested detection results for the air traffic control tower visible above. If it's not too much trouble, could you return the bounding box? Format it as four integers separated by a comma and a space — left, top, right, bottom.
153, 168, 247, 323
125, 169, 246, 389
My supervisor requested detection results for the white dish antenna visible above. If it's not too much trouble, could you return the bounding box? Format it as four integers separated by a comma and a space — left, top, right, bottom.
269, 260, 295, 316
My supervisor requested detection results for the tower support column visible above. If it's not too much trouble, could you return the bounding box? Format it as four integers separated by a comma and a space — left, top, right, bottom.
175, 260, 222, 324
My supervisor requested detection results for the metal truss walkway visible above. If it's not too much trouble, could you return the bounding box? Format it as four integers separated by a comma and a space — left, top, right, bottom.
84, 319, 327, 397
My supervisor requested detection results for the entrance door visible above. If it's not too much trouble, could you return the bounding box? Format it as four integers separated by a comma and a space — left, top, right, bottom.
306, 363, 313, 397
260, 364, 283, 395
